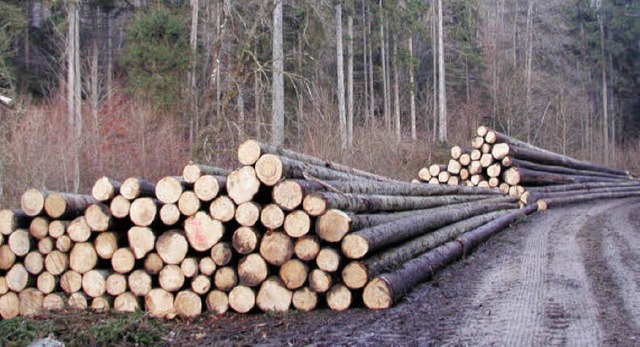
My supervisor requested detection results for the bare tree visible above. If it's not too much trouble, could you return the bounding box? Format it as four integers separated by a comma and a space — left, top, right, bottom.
437, 0, 447, 142
379, 0, 390, 131
409, 35, 416, 141
271, 0, 284, 146
336, 2, 347, 150
66, 0, 81, 193
347, 13, 354, 147
189, 0, 200, 153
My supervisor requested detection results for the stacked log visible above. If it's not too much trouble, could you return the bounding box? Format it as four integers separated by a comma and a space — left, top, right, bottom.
0, 138, 532, 319
415, 126, 638, 206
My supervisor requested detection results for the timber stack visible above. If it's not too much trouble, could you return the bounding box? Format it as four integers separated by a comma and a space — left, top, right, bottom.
415, 126, 639, 208
0, 138, 537, 319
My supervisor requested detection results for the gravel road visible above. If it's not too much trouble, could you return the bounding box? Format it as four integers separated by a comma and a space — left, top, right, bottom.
181, 197, 640, 346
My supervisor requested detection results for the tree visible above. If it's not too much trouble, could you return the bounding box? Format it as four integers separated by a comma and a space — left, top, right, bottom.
121, 4, 191, 111
0, 2, 26, 107
336, 2, 347, 150
67, 0, 81, 193
437, 0, 447, 142
271, 0, 284, 146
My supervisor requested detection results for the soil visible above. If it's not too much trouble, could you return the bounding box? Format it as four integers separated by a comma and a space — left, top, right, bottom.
169, 198, 640, 345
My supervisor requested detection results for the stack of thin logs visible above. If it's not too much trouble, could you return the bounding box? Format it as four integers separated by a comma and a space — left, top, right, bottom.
415, 126, 639, 207
0, 139, 537, 319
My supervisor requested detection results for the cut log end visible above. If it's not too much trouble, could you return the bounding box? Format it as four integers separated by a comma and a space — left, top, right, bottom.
342, 261, 369, 289
235, 202, 261, 227
85, 203, 112, 232
272, 180, 304, 211
178, 191, 200, 217
292, 287, 318, 312
159, 203, 181, 226
238, 253, 268, 287
294, 235, 320, 261
193, 175, 221, 202
341, 234, 369, 259
237, 139, 263, 166
279, 259, 308, 290
326, 284, 352, 311
21, 188, 47, 217
283, 210, 311, 238
256, 276, 292, 312
260, 204, 285, 230
226, 167, 261, 205
110, 195, 131, 219
155, 177, 185, 204
129, 197, 158, 227
302, 194, 328, 217
362, 277, 393, 309
259, 231, 294, 266
174, 290, 202, 318
255, 154, 284, 186
145, 288, 175, 318
206, 290, 229, 314
209, 196, 236, 222
228, 286, 255, 313
316, 209, 350, 242
184, 212, 224, 252
92, 177, 119, 202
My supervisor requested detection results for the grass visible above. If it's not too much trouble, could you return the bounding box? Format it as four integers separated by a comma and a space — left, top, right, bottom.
0, 311, 170, 347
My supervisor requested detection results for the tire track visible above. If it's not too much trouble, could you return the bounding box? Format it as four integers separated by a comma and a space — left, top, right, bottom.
449, 201, 615, 345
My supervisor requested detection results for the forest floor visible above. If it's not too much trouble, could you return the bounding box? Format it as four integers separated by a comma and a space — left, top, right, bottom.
4, 198, 640, 346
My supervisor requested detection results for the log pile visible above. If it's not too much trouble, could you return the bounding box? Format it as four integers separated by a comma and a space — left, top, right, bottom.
415, 126, 639, 207
0, 139, 535, 318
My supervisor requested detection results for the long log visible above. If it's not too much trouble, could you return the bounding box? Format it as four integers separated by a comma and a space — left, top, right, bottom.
503, 156, 630, 181
92, 177, 121, 202
255, 154, 392, 187
525, 181, 640, 193
44, 192, 98, 219
492, 142, 630, 176
522, 185, 640, 205
316, 197, 518, 243
363, 204, 538, 309
182, 163, 230, 184
538, 189, 640, 209
503, 167, 625, 186
238, 139, 391, 182
303, 191, 498, 216
272, 178, 499, 212
341, 200, 519, 259
342, 209, 514, 289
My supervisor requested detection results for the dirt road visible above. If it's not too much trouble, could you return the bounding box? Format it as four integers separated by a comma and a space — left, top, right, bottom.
181, 198, 640, 345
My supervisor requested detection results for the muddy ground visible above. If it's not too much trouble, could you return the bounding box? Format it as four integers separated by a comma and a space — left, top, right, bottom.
167, 197, 640, 346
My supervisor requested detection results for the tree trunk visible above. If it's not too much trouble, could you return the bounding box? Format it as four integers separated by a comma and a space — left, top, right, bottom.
271, 0, 284, 146
431, 3, 438, 142
437, 0, 447, 142
347, 14, 354, 148
336, 3, 348, 150
341, 199, 519, 259
393, 39, 401, 142
409, 35, 416, 141
380, 0, 390, 130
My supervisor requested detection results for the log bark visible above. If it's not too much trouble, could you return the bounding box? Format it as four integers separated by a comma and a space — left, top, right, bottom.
214, 266, 238, 292
21, 188, 50, 217
194, 175, 226, 202
205, 290, 229, 314
182, 163, 230, 184
235, 202, 261, 227
209, 195, 236, 222
44, 192, 98, 219
303, 191, 496, 216
120, 177, 155, 200
283, 210, 311, 237
0, 209, 30, 235
342, 209, 514, 289
174, 290, 202, 318
232, 226, 261, 255
184, 211, 224, 252
239, 139, 390, 182
260, 203, 285, 230
178, 191, 201, 216
294, 235, 321, 261
256, 276, 292, 312
128, 226, 156, 259
145, 288, 175, 318
341, 200, 518, 259
326, 284, 351, 311
156, 230, 189, 265
110, 195, 131, 219
155, 176, 189, 204
255, 154, 392, 187
228, 285, 255, 313
210, 242, 233, 266
92, 177, 121, 202
237, 253, 268, 287
159, 264, 185, 292
259, 231, 293, 266
226, 166, 262, 205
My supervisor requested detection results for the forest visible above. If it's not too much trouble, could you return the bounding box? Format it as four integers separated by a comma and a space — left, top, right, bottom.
0, 0, 638, 205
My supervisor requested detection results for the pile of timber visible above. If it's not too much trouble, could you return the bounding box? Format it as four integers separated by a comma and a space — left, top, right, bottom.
0, 139, 536, 318
415, 126, 639, 208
